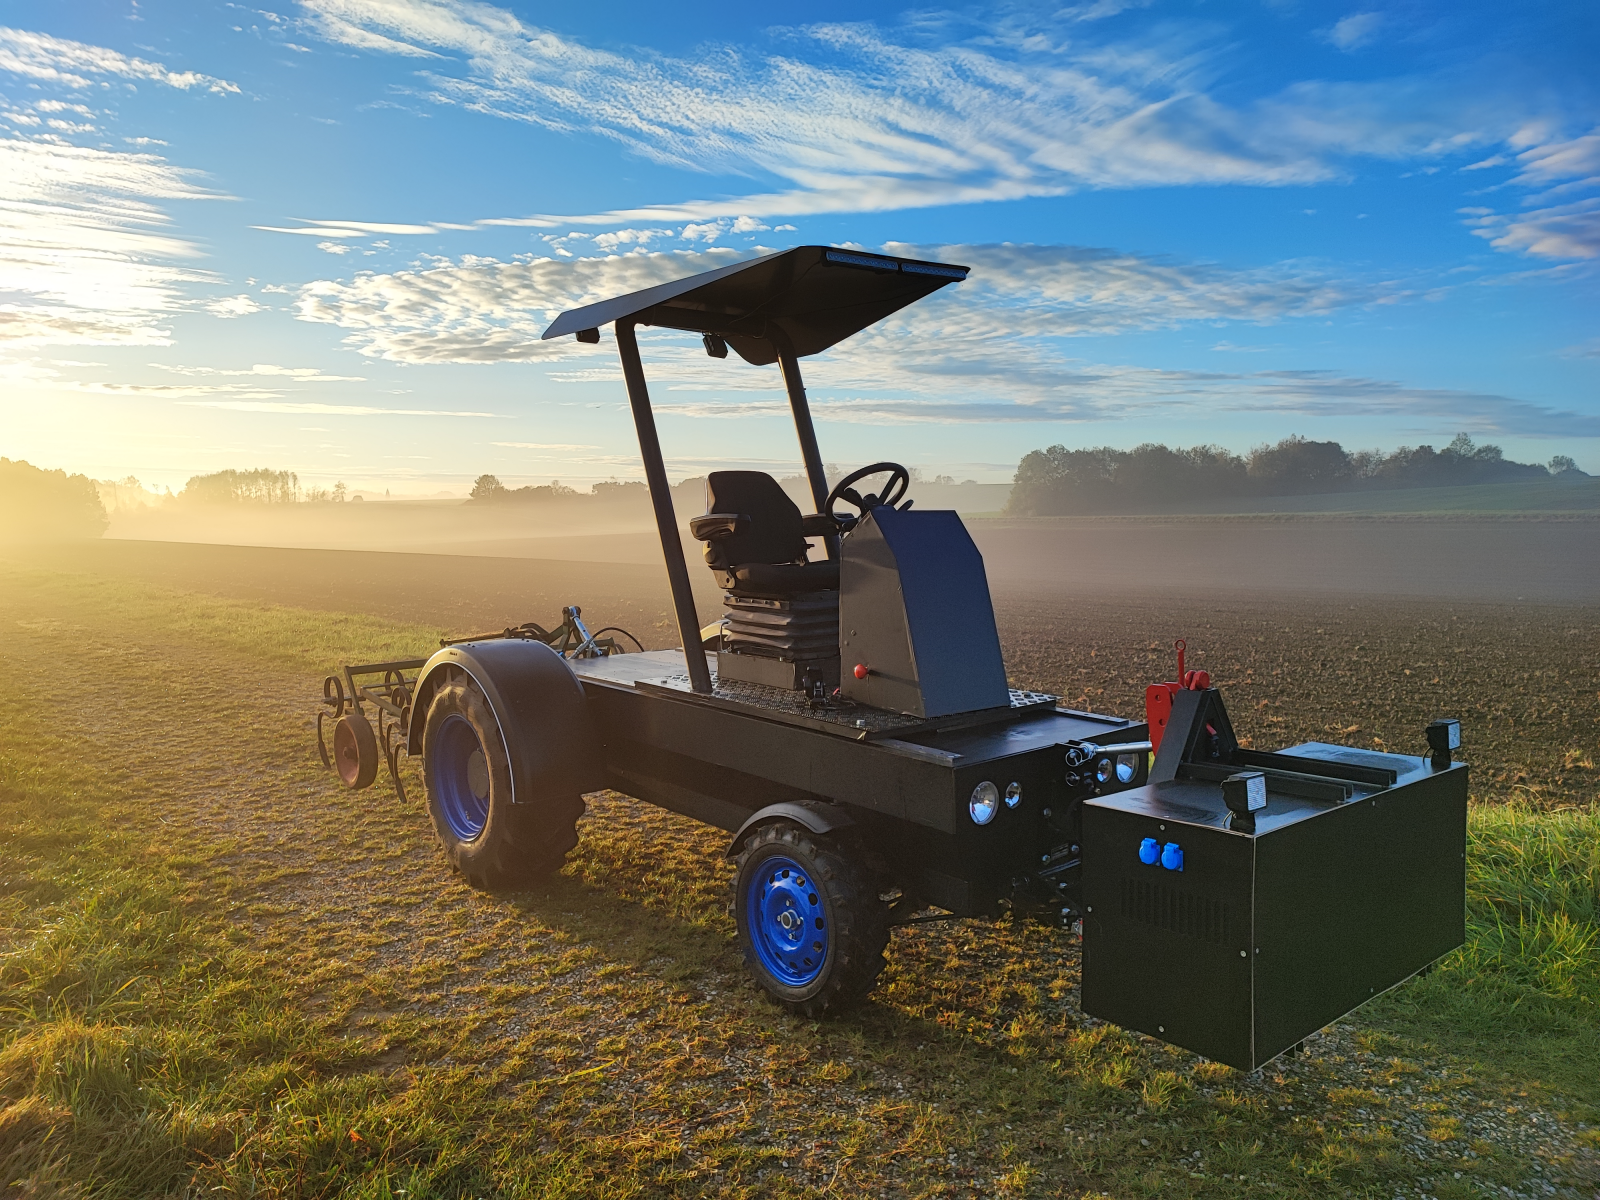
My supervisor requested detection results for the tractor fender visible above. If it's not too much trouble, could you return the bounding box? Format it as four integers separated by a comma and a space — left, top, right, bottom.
408, 639, 604, 798
727, 800, 855, 858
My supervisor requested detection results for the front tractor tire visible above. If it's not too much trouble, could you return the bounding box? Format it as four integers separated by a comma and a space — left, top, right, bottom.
421, 672, 582, 891
733, 823, 890, 1018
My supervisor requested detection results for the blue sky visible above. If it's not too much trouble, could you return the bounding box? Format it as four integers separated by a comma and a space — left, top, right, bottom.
1, 0, 1597, 494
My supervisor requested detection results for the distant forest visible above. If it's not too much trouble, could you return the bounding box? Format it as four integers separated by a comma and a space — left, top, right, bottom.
466, 469, 984, 511
0, 457, 107, 540
1007, 435, 1587, 516
468, 473, 834, 511
179, 468, 352, 504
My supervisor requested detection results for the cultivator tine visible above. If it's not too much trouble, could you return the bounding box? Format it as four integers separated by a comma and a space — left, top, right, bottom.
315, 709, 333, 770
316, 674, 348, 772
379, 713, 410, 804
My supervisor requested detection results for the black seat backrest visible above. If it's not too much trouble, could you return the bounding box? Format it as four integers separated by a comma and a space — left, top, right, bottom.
704, 471, 807, 569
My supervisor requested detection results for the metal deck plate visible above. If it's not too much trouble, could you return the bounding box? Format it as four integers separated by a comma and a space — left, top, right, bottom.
635, 671, 1058, 741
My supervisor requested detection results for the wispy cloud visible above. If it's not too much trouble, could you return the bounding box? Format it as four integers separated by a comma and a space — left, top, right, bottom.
1507, 126, 1600, 188
0, 136, 224, 346
205, 293, 265, 317
0, 25, 240, 92
493, 440, 601, 450
154, 362, 366, 381
299, 0, 1504, 223
176, 400, 500, 415
645, 369, 1600, 439
253, 217, 445, 237
295, 248, 748, 361
294, 242, 1402, 365
1458, 126, 1600, 260
1462, 197, 1600, 260
0, 29, 238, 347
1324, 12, 1383, 52
66, 380, 287, 399
290, 240, 1587, 436
887, 241, 1401, 332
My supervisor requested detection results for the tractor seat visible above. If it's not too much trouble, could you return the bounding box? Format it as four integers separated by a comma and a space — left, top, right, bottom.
689, 471, 838, 598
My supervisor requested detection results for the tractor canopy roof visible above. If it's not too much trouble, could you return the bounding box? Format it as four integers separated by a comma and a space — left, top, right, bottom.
540, 245, 968, 366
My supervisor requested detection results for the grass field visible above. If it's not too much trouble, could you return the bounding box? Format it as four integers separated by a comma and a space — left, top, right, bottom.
2, 558, 1598, 1198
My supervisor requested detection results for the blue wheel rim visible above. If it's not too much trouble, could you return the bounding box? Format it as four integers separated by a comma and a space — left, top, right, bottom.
430, 714, 490, 841
746, 854, 829, 987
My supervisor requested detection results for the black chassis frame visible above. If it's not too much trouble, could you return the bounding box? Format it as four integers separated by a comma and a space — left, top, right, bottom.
569, 649, 1153, 916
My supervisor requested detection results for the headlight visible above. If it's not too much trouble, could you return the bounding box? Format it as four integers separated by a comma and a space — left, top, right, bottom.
1095, 757, 1114, 784
1115, 753, 1139, 784
970, 781, 999, 825
1004, 781, 1022, 808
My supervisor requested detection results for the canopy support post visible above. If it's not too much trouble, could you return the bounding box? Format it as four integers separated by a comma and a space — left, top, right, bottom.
777, 348, 839, 561
615, 320, 712, 693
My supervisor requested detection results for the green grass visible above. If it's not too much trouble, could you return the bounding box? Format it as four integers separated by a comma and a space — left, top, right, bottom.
1371, 803, 1600, 1109
2, 561, 1597, 1197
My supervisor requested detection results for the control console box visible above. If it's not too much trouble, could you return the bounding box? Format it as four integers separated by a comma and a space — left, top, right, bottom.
1081, 742, 1466, 1070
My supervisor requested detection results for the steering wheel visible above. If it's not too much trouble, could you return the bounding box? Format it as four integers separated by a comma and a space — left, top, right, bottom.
825, 462, 911, 530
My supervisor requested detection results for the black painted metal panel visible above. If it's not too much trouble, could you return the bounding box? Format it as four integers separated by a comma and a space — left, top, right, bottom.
576, 667, 1142, 907
1082, 759, 1467, 1070
1082, 796, 1256, 1066
1252, 768, 1466, 1060
839, 506, 1011, 718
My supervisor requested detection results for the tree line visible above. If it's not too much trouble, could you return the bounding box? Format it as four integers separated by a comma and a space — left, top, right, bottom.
469, 473, 820, 510
179, 468, 355, 504
1007, 434, 1586, 516
0, 458, 108, 540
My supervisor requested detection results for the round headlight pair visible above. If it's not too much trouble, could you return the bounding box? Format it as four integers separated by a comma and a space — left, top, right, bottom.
971, 780, 1023, 824
1094, 754, 1142, 785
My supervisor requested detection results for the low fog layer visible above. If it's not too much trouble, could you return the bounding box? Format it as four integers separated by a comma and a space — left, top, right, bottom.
102, 474, 1013, 563
87, 507, 1600, 606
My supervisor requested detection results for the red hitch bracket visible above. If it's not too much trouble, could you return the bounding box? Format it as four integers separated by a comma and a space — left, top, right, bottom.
1145, 638, 1211, 753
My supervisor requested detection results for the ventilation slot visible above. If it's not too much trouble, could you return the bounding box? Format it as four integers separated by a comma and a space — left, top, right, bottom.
1120, 877, 1232, 944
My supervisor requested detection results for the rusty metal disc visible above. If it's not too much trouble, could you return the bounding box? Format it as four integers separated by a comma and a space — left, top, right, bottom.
333, 711, 380, 789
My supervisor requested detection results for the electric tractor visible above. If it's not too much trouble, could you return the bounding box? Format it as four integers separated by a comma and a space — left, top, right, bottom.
316, 246, 1466, 1070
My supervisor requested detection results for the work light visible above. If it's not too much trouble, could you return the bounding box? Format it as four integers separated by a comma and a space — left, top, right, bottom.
1426, 718, 1461, 770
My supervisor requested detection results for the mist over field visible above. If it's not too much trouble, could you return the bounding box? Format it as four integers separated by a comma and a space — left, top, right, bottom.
51, 444, 1593, 605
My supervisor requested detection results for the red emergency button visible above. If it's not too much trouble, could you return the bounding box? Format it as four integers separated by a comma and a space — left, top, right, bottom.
853, 663, 870, 680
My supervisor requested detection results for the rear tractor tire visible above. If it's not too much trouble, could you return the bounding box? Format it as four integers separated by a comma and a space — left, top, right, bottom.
421, 672, 583, 891
733, 822, 891, 1018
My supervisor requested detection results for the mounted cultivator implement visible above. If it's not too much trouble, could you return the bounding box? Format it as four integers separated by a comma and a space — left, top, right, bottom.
312, 246, 1468, 1070
316, 606, 636, 802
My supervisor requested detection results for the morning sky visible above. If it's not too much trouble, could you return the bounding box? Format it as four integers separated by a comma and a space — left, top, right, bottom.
2, 0, 1597, 493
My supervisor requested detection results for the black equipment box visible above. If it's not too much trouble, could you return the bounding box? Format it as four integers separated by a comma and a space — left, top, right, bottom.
1081, 740, 1466, 1070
